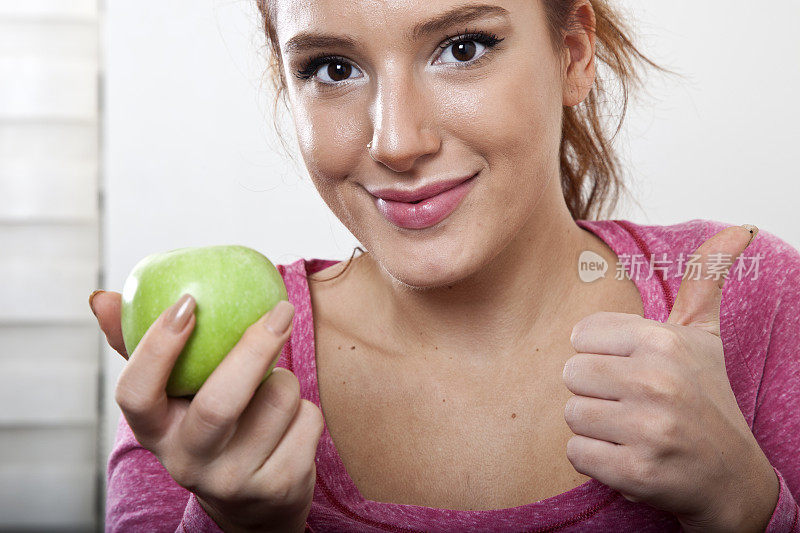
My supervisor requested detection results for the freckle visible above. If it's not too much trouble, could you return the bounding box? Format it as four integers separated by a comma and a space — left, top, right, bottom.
338, 346, 341, 350
511, 413, 516, 419
535, 347, 540, 352
442, 398, 446, 402
350, 345, 355, 350
434, 346, 438, 350
342, 381, 346, 385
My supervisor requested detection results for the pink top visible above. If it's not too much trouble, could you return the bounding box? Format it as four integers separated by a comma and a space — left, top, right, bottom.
106, 218, 800, 532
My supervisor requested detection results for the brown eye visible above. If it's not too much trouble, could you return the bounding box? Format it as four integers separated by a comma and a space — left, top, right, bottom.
451, 41, 477, 62
437, 33, 500, 67
326, 62, 352, 82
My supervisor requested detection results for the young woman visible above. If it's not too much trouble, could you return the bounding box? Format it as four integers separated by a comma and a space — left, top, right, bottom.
95, 1, 799, 531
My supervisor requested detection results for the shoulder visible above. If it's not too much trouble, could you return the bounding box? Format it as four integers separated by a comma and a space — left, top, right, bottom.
610, 217, 734, 253
275, 257, 344, 284
271, 257, 343, 376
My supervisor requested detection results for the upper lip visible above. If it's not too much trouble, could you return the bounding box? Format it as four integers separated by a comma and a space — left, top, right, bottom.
367, 172, 477, 203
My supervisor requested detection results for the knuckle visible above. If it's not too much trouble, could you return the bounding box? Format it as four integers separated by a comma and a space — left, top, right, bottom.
636, 370, 680, 403
564, 435, 578, 463
209, 471, 245, 502
250, 315, 285, 342
622, 452, 653, 495
570, 315, 593, 345
114, 382, 154, 417
635, 462, 657, 496
264, 470, 297, 507
259, 459, 312, 511
563, 396, 580, 424
166, 460, 200, 492
640, 326, 681, 355
562, 357, 577, 386
565, 436, 587, 473
193, 397, 235, 431
647, 414, 680, 451
243, 321, 272, 346
570, 324, 583, 346
236, 326, 285, 369
240, 339, 271, 367
283, 462, 315, 497
287, 466, 316, 503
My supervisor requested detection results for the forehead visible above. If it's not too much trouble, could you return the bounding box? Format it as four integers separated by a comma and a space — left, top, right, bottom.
272, 1, 519, 55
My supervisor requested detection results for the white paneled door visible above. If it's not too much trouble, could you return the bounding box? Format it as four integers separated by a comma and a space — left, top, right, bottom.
0, 0, 101, 531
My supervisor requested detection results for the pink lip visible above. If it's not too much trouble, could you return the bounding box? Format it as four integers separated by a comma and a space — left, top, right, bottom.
368, 174, 476, 203
373, 172, 478, 230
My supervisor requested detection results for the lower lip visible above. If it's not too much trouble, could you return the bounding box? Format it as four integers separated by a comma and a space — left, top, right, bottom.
373, 173, 478, 230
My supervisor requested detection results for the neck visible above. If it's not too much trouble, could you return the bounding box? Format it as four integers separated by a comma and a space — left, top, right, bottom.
358, 189, 601, 363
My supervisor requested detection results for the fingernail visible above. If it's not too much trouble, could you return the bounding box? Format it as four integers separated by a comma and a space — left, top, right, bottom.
741, 224, 759, 249
166, 294, 195, 333
89, 289, 104, 317
265, 301, 294, 335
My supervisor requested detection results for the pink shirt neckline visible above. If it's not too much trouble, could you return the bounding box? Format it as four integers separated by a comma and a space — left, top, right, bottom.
285, 219, 671, 530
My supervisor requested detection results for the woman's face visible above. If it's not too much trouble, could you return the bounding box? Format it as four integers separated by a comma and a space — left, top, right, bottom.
273, 1, 573, 289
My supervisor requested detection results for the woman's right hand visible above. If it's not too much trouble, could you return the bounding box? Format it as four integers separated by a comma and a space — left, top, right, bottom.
90, 291, 324, 533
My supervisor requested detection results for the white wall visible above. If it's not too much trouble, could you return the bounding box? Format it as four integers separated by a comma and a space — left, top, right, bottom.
1, 0, 100, 530
102, 0, 800, 517
613, 1, 800, 229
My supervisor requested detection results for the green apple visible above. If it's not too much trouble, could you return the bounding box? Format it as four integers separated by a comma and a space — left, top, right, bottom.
120, 245, 289, 397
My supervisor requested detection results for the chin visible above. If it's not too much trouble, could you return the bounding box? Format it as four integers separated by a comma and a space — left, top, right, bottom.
372, 246, 479, 292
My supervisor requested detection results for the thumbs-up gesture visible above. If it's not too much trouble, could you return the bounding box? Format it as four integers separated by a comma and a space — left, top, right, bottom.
562, 224, 779, 532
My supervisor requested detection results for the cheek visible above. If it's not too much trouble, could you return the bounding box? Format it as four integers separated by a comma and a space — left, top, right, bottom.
292, 97, 366, 179
493, 71, 561, 161
433, 66, 561, 172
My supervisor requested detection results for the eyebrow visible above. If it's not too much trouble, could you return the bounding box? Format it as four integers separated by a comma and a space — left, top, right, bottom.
283, 3, 510, 55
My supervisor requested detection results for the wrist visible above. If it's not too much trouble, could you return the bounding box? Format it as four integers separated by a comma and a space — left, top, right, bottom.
195, 496, 253, 533
678, 457, 779, 532
196, 495, 308, 533
730, 462, 780, 533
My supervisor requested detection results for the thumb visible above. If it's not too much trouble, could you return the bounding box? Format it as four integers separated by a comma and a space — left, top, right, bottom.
666, 224, 758, 336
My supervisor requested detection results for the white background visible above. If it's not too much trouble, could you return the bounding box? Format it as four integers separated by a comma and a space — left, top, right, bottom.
101, 0, 800, 520
1, 0, 100, 529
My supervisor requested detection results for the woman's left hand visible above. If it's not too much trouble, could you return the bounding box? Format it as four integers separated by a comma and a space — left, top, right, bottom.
563, 224, 779, 532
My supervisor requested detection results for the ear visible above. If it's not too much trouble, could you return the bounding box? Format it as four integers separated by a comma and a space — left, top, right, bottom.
561, 0, 597, 107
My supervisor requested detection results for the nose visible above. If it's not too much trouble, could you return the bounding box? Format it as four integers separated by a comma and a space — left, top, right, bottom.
367, 76, 441, 173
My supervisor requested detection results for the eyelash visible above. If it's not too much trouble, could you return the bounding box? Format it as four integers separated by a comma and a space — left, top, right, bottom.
293, 28, 504, 83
